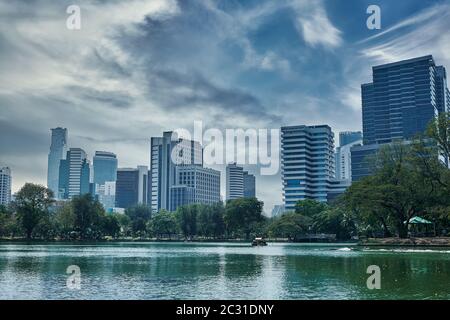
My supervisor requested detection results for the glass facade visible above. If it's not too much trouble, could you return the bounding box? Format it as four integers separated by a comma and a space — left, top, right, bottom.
93, 151, 117, 185
362, 55, 448, 145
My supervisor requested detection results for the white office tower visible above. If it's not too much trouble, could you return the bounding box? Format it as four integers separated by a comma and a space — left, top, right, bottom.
97, 181, 116, 210
226, 163, 244, 200
67, 148, 88, 198
281, 125, 335, 210
150, 131, 203, 213
0, 167, 12, 205
47, 127, 67, 197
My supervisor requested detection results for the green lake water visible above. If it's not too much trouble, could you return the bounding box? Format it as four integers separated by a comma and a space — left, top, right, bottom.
0, 242, 449, 299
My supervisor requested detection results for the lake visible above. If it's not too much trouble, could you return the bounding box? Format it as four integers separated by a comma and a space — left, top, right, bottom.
0, 242, 449, 299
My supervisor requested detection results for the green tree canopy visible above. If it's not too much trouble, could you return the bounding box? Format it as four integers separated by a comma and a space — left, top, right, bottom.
224, 197, 264, 239
13, 183, 54, 239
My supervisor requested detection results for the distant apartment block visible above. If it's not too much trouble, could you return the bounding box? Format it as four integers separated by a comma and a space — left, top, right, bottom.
0, 167, 12, 205
226, 163, 244, 200
281, 125, 338, 210
170, 165, 220, 211
335, 131, 362, 181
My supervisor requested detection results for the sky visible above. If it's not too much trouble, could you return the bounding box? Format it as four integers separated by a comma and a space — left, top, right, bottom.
1, 0, 450, 214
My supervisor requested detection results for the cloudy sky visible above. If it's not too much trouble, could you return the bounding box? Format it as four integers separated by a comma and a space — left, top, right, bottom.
1, 0, 450, 213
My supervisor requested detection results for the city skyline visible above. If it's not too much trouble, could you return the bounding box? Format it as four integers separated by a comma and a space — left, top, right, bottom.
2, 0, 450, 212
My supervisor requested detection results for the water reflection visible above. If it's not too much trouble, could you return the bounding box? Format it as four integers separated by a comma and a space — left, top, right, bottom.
0, 242, 448, 299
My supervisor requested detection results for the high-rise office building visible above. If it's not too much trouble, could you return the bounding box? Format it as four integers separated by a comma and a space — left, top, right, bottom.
335, 132, 363, 181
115, 166, 148, 209
93, 151, 117, 185
150, 131, 203, 213
339, 131, 362, 147
170, 165, 221, 211
97, 181, 116, 211
243, 171, 256, 198
353, 55, 450, 181
226, 163, 244, 200
362, 55, 449, 145
47, 127, 67, 197
0, 167, 12, 205
58, 148, 89, 199
281, 125, 335, 210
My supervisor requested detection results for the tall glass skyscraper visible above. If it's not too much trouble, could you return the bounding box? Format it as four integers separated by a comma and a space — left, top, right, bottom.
281, 125, 335, 209
362, 55, 449, 145
47, 127, 67, 197
93, 151, 117, 185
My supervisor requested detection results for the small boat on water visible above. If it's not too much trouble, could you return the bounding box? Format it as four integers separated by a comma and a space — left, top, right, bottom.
252, 237, 268, 246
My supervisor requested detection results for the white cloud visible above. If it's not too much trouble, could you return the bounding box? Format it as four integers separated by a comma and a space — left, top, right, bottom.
291, 0, 342, 49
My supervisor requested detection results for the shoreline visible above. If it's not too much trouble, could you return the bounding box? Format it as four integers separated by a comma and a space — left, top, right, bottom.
1, 237, 450, 247
358, 237, 450, 247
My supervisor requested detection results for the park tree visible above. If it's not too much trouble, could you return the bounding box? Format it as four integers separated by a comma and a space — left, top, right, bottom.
224, 197, 264, 239
294, 199, 328, 217
71, 193, 105, 239
267, 212, 311, 241
150, 210, 178, 239
0, 205, 18, 238
13, 183, 54, 239
343, 142, 434, 238
177, 204, 197, 239
125, 205, 152, 236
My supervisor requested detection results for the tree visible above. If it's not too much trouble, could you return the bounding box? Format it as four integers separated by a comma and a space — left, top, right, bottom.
55, 202, 76, 239
294, 199, 328, 217
150, 210, 178, 239
343, 142, 434, 238
71, 194, 105, 239
13, 183, 54, 239
267, 212, 311, 240
224, 197, 264, 239
101, 214, 121, 238
0, 205, 18, 238
312, 206, 356, 240
177, 204, 197, 239
125, 205, 152, 237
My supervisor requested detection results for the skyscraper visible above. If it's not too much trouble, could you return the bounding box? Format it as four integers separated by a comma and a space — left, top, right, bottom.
362, 55, 449, 145
150, 131, 203, 213
0, 167, 12, 205
170, 165, 221, 211
243, 171, 256, 198
353, 55, 450, 181
339, 131, 362, 148
115, 166, 148, 209
335, 131, 362, 181
58, 148, 89, 199
93, 151, 117, 185
226, 163, 244, 200
281, 125, 335, 210
47, 127, 67, 197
